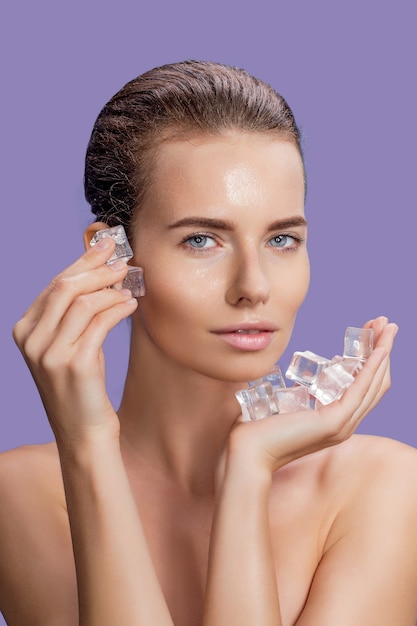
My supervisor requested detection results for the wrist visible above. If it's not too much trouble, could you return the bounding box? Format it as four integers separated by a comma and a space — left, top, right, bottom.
218, 434, 273, 496
228, 424, 278, 474
56, 427, 121, 468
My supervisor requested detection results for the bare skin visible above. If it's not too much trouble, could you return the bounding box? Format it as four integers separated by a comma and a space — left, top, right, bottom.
2, 132, 417, 626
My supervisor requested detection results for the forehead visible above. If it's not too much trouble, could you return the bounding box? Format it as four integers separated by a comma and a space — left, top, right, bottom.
140, 132, 305, 223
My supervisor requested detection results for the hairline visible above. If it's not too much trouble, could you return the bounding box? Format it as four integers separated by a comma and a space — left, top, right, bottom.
130, 125, 307, 230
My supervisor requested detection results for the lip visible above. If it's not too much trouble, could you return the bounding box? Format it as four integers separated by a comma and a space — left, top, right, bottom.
212, 321, 279, 334
212, 321, 278, 351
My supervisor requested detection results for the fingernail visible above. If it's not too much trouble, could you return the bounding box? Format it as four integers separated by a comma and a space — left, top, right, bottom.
94, 237, 111, 250
109, 260, 126, 271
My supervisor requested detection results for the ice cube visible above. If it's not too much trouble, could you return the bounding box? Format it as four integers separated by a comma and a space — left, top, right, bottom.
248, 364, 286, 389
235, 383, 277, 422
90, 225, 133, 264
120, 266, 146, 298
310, 362, 354, 406
331, 355, 363, 377
273, 385, 311, 414
343, 327, 374, 361
285, 350, 330, 387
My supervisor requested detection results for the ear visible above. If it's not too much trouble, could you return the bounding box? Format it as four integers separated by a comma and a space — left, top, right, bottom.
83, 221, 109, 251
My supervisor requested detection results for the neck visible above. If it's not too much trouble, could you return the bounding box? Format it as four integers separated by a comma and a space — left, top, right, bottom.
117, 329, 246, 496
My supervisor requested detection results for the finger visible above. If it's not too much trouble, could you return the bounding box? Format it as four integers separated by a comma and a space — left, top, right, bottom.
358, 323, 398, 416
320, 323, 398, 435
15, 260, 129, 353
319, 347, 388, 436
349, 348, 389, 422
30, 287, 134, 355
363, 322, 397, 397
70, 297, 138, 366
35, 292, 137, 376
364, 315, 389, 345
355, 318, 396, 400
32, 261, 128, 335
54, 236, 119, 278
320, 347, 388, 434
363, 318, 375, 329
373, 320, 398, 349
14, 237, 118, 334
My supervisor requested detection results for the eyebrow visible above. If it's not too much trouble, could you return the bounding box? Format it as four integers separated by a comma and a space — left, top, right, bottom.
167, 215, 308, 231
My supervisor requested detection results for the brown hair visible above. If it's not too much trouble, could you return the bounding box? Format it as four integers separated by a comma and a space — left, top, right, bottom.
84, 60, 304, 235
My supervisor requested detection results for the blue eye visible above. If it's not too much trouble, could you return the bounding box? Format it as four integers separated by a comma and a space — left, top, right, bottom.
270, 234, 293, 248
186, 235, 216, 249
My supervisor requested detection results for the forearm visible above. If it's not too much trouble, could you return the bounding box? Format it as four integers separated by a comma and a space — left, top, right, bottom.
203, 455, 281, 626
58, 436, 173, 626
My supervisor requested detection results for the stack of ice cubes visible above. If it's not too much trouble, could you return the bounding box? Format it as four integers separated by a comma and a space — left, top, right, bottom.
235, 326, 374, 421
90, 225, 146, 298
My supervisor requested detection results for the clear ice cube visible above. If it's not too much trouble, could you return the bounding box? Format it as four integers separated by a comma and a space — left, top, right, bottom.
119, 266, 146, 298
273, 385, 311, 414
343, 327, 374, 361
248, 364, 286, 389
310, 362, 354, 406
235, 383, 277, 422
331, 354, 363, 376
90, 225, 134, 264
285, 350, 330, 387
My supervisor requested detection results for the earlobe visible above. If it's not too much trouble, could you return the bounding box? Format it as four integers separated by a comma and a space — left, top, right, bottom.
83, 221, 109, 251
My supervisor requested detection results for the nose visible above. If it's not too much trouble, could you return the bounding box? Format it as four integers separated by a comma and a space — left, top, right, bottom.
225, 249, 270, 307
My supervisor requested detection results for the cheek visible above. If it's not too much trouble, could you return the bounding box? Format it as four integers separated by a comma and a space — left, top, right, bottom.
294, 256, 310, 307
138, 263, 219, 331
274, 255, 310, 318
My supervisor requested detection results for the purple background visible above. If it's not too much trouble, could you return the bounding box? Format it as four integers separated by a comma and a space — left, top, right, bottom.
1, 1, 416, 620
2, 0, 416, 448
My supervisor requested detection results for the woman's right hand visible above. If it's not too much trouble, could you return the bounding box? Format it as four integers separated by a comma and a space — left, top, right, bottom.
12, 237, 138, 447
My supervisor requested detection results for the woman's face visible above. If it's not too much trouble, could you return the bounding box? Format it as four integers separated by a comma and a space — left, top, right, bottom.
132, 131, 310, 383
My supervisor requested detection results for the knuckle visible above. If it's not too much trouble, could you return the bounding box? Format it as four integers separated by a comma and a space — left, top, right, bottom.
21, 336, 39, 363
38, 347, 61, 372
12, 318, 25, 346
74, 293, 95, 312
49, 274, 76, 297
39, 347, 79, 375
89, 309, 113, 333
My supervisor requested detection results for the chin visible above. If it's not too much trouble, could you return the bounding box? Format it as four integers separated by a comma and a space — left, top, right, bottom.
201, 354, 283, 386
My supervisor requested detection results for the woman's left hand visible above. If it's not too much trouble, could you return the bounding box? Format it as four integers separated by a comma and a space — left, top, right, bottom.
224, 316, 397, 477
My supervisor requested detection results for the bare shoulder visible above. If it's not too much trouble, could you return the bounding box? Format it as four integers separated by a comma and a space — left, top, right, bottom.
0, 442, 67, 516
272, 433, 417, 502
339, 432, 417, 465
0, 444, 77, 625
0, 441, 61, 483
326, 434, 417, 499
322, 434, 417, 566
286, 437, 417, 624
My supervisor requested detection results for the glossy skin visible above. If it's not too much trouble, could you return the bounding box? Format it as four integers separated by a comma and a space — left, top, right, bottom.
130, 135, 309, 384
2, 132, 417, 626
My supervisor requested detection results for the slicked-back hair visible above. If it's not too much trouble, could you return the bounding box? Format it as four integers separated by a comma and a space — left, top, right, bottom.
84, 60, 304, 236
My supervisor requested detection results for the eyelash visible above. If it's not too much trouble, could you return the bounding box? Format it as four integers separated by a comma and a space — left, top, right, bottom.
180, 233, 218, 254
180, 232, 304, 253
268, 233, 304, 252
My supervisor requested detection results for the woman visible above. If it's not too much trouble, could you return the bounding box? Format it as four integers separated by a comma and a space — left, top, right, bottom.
1, 60, 417, 626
